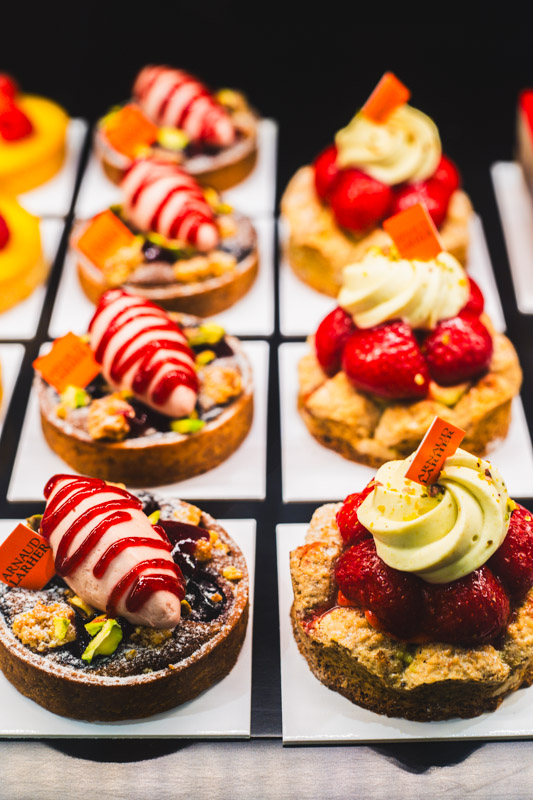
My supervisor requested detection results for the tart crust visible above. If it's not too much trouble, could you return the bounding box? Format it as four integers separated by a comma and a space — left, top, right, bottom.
298, 327, 522, 468
0, 505, 249, 721
290, 503, 533, 722
281, 165, 473, 297
36, 332, 254, 486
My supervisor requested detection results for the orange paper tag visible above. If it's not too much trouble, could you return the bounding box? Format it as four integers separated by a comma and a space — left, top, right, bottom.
33, 332, 100, 394
105, 104, 158, 158
0, 524, 55, 590
75, 209, 136, 271
405, 417, 465, 486
383, 203, 443, 261
362, 72, 411, 123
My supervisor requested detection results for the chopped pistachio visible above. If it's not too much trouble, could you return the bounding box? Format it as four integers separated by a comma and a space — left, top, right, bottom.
157, 126, 189, 151
222, 566, 243, 581
59, 385, 90, 410
196, 349, 216, 366
84, 614, 108, 637
26, 514, 43, 533
68, 595, 95, 617
181, 599, 192, 616
82, 619, 122, 664
148, 510, 161, 525
53, 617, 71, 641
170, 418, 206, 434
187, 323, 225, 347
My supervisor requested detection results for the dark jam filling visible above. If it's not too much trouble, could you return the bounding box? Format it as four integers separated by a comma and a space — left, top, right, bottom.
0, 493, 229, 670
80, 333, 237, 438
151, 128, 245, 160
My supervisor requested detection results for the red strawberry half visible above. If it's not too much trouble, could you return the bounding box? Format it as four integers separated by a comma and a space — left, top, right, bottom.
342, 320, 429, 400
335, 538, 423, 639
422, 566, 510, 645
432, 155, 461, 195
0, 99, 33, 141
0, 74, 18, 100
314, 144, 340, 201
489, 504, 533, 599
0, 215, 9, 250
461, 277, 484, 316
336, 482, 375, 546
330, 168, 393, 233
390, 178, 450, 228
423, 312, 493, 386
315, 306, 356, 376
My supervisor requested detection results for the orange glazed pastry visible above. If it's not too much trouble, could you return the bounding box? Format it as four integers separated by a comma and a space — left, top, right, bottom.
0, 195, 46, 312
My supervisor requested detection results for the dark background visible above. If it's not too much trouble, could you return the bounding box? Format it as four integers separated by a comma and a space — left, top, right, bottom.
3, 10, 533, 796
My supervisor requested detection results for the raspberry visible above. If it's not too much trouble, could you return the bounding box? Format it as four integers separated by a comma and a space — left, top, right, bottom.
0, 100, 33, 141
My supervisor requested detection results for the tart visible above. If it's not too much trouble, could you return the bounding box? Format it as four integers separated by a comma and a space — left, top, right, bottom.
298, 247, 522, 467
95, 65, 258, 190
35, 290, 254, 486
0, 477, 249, 721
72, 157, 259, 316
290, 445, 533, 721
0, 195, 46, 313
281, 75, 472, 296
0, 74, 68, 195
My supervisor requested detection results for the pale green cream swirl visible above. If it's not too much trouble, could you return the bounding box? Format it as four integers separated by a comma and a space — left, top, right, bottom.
337, 248, 469, 330
335, 104, 441, 185
357, 449, 511, 583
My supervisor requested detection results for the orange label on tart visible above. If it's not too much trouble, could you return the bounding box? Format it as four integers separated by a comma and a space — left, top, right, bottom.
405, 416, 465, 486
383, 202, 443, 261
33, 332, 100, 394
76, 209, 136, 271
362, 72, 411, 124
0, 523, 55, 590
104, 104, 158, 158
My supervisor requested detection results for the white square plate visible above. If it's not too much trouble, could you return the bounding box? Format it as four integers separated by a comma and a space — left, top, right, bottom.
0, 219, 65, 340
8, 341, 268, 502
16, 119, 88, 218
491, 161, 533, 313
277, 524, 533, 743
0, 518, 255, 738
279, 342, 533, 501
0, 344, 25, 436
74, 119, 278, 220
49, 218, 274, 338
279, 215, 506, 336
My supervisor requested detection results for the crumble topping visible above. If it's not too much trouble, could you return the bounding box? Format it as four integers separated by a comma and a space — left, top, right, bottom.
12, 602, 76, 652
198, 362, 242, 409
87, 393, 134, 441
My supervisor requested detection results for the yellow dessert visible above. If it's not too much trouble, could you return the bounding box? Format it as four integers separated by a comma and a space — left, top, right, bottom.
0, 196, 46, 312
0, 95, 68, 195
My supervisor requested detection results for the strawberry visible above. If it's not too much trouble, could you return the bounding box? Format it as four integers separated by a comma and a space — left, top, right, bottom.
336, 482, 375, 545
432, 155, 461, 195
342, 321, 429, 400
0, 74, 18, 100
0, 215, 9, 250
330, 168, 393, 233
489, 504, 533, 599
423, 312, 493, 386
315, 306, 356, 376
0, 99, 33, 141
390, 178, 449, 228
314, 144, 340, 201
461, 277, 484, 316
422, 566, 510, 645
335, 538, 423, 639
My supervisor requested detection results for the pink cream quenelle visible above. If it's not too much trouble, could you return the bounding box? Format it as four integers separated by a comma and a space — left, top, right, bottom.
40, 475, 186, 628
133, 65, 236, 147
121, 158, 219, 251
88, 289, 198, 418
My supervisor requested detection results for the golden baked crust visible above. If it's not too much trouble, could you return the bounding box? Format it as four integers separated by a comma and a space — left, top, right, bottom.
281, 165, 473, 296
0, 505, 249, 721
290, 504, 533, 721
37, 329, 254, 486
298, 329, 522, 468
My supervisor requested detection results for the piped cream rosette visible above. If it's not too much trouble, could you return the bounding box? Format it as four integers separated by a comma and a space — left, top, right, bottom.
357, 449, 512, 583
335, 104, 441, 185
337, 247, 469, 330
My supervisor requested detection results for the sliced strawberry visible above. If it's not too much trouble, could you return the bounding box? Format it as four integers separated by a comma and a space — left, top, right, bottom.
314, 144, 340, 201
0, 100, 33, 141
330, 168, 393, 233
423, 312, 493, 386
335, 538, 423, 639
315, 306, 356, 376
0, 74, 18, 100
461, 276, 484, 316
432, 155, 461, 195
422, 566, 510, 645
390, 178, 449, 228
489, 504, 533, 599
0, 215, 9, 250
336, 482, 375, 545
342, 321, 429, 400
